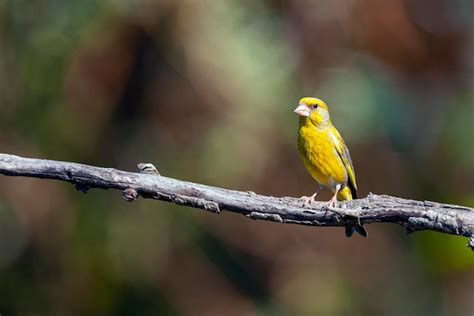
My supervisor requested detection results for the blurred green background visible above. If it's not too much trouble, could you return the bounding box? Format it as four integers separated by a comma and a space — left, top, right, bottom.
0, 0, 473, 315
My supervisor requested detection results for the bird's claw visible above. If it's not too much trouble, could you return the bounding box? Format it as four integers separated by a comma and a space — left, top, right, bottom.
301, 193, 318, 208
326, 195, 338, 208
137, 163, 160, 175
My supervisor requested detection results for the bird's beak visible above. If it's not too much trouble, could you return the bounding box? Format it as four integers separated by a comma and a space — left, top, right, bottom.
293, 104, 310, 117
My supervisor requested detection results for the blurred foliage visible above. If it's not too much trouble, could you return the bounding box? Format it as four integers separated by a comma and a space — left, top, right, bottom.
0, 0, 473, 315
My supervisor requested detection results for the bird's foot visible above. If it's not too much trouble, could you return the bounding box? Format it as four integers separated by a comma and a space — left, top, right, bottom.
301, 192, 318, 207
137, 163, 160, 175
326, 194, 338, 208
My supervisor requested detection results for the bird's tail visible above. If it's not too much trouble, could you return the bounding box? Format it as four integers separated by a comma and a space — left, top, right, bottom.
337, 186, 368, 238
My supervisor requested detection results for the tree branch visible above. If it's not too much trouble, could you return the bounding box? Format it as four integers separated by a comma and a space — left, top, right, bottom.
0, 153, 473, 249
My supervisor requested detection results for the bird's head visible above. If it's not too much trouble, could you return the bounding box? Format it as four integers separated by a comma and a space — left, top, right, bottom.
294, 97, 331, 127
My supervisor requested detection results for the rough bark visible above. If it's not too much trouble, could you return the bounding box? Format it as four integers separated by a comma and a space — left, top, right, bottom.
0, 153, 473, 248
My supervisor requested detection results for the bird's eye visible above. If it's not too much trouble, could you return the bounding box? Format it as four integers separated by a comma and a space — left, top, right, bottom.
311, 104, 318, 109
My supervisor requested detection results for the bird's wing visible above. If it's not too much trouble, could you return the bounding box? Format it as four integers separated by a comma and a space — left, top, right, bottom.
330, 126, 357, 198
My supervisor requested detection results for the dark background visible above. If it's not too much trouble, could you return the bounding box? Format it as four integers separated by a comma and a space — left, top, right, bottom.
0, 0, 473, 315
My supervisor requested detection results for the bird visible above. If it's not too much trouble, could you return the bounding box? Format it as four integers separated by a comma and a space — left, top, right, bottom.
294, 97, 367, 237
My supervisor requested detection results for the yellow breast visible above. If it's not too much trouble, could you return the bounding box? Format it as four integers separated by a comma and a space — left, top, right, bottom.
298, 123, 347, 190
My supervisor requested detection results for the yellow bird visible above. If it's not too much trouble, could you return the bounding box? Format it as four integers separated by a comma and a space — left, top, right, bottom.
294, 97, 367, 237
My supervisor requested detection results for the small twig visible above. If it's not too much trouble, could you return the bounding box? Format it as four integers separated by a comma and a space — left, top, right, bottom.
0, 153, 473, 249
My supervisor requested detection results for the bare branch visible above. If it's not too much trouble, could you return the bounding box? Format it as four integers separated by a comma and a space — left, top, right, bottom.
0, 153, 473, 248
